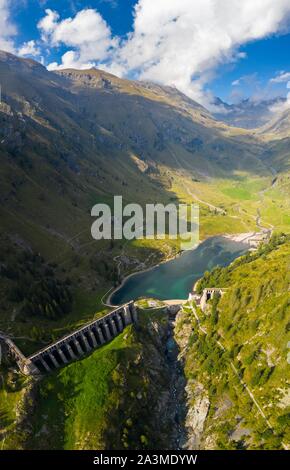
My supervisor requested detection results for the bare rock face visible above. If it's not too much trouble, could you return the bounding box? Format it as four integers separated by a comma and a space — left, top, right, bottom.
173, 309, 210, 450
183, 381, 210, 450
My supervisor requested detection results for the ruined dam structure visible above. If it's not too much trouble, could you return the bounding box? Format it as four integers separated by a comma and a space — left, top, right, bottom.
189, 288, 226, 312
2, 302, 137, 375
199, 288, 226, 312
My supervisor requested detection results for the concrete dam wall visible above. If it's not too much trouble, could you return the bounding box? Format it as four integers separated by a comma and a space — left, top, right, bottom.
3, 302, 137, 375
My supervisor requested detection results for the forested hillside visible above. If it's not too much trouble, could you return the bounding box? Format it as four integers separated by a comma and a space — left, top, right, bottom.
177, 234, 290, 449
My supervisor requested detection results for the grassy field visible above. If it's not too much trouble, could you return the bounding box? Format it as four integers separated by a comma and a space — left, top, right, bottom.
169, 169, 290, 236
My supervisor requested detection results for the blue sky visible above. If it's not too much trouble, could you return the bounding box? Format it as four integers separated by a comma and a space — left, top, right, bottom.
13, 1, 136, 40
2, 0, 290, 106
211, 34, 290, 102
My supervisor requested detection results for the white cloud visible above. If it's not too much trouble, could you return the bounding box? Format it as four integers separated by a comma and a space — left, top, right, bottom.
114, 0, 290, 106
269, 94, 290, 113
0, 1, 39, 58
38, 8, 117, 70
38, 9, 60, 40
270, 71, 290, 83
237, 52, 247, 59
46, 50, 95, 71
18, 40, 40, 58
0, 0, 16, 52
231, 73, 259, 88
269, 77, 290, 113
38, 1, 290, 106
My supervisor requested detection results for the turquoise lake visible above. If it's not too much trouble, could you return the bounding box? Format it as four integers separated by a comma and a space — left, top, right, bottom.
110, 236, 248, 305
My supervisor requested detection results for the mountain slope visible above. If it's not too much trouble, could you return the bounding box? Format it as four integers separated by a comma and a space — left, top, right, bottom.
259, 106, 290, 138
1, 308, 181, 450
214, 97, 286, 130
177, 234, 290, 449
0, 51, 289, 451
54, 67, 269, 177
0, 50, 288, 356
256, 106, 290, 172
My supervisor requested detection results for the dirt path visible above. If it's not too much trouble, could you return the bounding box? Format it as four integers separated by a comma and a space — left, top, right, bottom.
185, 187, 226, 214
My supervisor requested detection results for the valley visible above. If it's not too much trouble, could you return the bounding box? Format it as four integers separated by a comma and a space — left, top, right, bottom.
0, 51, 289, 451
1, 234, 289, 450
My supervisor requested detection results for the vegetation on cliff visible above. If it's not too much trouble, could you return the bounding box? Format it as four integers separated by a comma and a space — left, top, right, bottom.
1, 308, 180, 450
178, 235, 290, 449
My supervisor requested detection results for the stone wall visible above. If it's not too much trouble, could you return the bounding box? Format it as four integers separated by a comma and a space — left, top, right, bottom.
200, 288, 225, 312
3, 302, 137, 375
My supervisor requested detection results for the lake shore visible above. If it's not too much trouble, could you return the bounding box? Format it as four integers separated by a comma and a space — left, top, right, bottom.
106, 247, 186, 307
105, 238, 207, 307
105, 232, 256, 307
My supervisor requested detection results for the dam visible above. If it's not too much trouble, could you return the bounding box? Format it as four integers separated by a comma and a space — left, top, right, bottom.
1, 302, 137, 375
